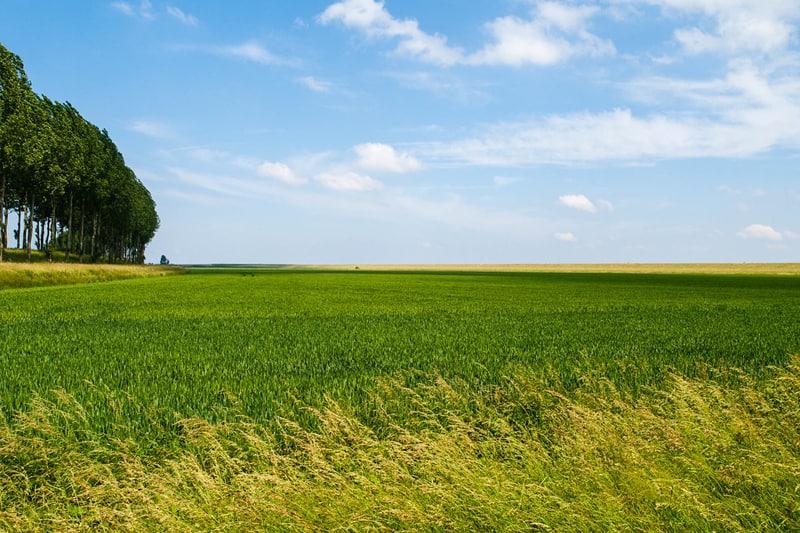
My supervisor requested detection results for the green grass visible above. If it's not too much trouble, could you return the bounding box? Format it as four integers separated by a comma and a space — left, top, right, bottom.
0, 269, 799, 530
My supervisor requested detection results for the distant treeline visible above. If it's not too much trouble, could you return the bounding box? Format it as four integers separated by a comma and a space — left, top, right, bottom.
0, 42, 158, 264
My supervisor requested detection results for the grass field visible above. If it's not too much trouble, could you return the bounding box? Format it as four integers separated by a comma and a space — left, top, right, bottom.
1, 268, 799, 530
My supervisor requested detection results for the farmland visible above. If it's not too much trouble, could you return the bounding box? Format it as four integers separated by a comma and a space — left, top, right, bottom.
1, 268, 799, 530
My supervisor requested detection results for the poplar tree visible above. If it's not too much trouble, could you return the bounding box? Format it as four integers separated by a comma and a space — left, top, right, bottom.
0, 42, 160, 264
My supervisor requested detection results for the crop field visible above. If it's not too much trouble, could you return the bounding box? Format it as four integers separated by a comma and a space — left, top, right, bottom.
1, 268, 799, 531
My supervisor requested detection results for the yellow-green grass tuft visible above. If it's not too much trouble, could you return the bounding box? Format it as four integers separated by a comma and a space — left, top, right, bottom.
1, 360, 798, 531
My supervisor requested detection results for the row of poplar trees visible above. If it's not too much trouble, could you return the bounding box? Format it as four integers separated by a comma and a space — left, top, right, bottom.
0, 42, 159, 264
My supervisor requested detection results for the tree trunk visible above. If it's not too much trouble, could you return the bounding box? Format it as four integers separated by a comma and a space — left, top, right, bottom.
20, 196, 26, 250
17, 204, 22, 249
65, 190, 74, 262
26, 196, 35, 262
37, 217, 43, 252
49, 199, 57, 261
90, 210, 98, 262
79, 198, 85, 263
0, 172, 5, 263
2, 206, 8, 257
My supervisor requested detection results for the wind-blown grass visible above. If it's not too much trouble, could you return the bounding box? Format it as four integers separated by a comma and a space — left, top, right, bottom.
0, 360, 798, 531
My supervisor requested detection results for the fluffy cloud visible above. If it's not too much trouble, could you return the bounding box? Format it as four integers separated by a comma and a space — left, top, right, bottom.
559, 194, 597, 213
257, 162, 308, 186
648, 0, 800, 55
468, 2, 614, 66
319, 0, 462, 65
354, 143, 422, 173
555, 232, 577, 242
737, 224, 783, 240
319, 0, 612, 67
315, 171, 383, 191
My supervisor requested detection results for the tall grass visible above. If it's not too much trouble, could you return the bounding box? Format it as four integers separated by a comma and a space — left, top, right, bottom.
0, 262, 181, 289
1, 270, 799, 530
0, 360, 798, 531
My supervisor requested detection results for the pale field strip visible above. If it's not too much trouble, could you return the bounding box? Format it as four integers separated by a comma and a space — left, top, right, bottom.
3, 262, 799, 275
306, 263, 800, 275
0, 263, 174, 275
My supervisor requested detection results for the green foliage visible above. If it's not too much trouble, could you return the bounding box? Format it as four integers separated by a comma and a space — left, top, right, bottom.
0, 42, 158, 264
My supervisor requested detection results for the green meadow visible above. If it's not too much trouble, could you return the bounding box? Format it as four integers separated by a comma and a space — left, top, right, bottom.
1, 268, 799, 531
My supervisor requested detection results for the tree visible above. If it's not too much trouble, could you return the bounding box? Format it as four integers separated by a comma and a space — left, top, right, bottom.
1, 41, 160, 264
0, 43, 33, 262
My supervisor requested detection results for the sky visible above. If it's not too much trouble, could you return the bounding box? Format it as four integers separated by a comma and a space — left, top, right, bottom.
1, 0, 799, 264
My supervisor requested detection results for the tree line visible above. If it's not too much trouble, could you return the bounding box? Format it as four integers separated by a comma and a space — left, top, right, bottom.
0, 42, 158, 264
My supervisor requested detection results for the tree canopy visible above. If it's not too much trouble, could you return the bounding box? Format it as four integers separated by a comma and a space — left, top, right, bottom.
0, 42, 159, 263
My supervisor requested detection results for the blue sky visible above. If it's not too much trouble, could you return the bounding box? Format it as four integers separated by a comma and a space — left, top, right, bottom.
2, 0, 798, 264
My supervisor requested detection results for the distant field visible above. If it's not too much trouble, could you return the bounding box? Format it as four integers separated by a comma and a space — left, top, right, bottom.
1, 268, 799, 531
305, 262, 800, 274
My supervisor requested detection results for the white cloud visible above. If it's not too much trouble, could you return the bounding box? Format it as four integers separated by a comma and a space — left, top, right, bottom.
257, 161, 308, 186
785, 230, 800, 240
319, 0, 463, 66
658, 0, 800, 56
354, 143, 422, 173
299, 76, 333, 93
467, 2, 615, 66
559, 194, 597, 213
555, 232, 577, 242
319, 0, 611, 67
111, 2, 135, 17
345, 4, 795, 166
416, 64, 800, 166
315, 171, 383, 191
214, 41, 286, 65
167, 6, 199, 26
737, 223, 783, 240
129, 120, 176, 140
